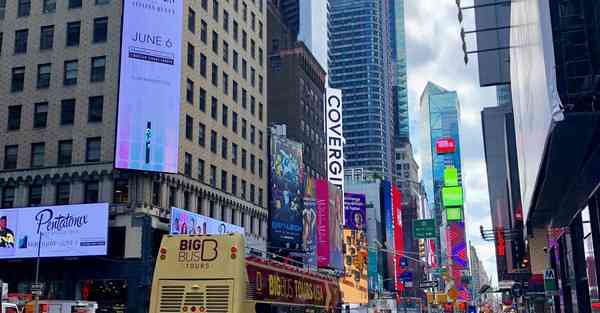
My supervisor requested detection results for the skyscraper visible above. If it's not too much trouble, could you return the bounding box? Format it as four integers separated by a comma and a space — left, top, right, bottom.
328, 0, 395, 179
390, 0, 409, 141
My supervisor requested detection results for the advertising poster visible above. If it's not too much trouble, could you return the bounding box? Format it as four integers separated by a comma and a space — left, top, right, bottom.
170, 207, 244, 235
269, 135, 304, 249
325, 88, 344, 193
316, 179, 330, 268
303, 177, 318, 268
0, 204, 108, 259
341, 193, 368, 304
381, 181, 396, 290
392, 185, 405, 293
115, 0, 184, 173
448, 221, 470, 300
329, 183, 344, 271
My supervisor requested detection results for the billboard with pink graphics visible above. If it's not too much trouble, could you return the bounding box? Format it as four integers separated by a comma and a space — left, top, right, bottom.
316, 179, 330, 268
115, 0, 183, 173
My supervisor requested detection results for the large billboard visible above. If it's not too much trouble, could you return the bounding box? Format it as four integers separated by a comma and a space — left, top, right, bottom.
381, 181, 396, 291
341, 193, 368, 304
325, 88, 344, 192
303, 177, 318, 268
316, 179, 343, 270
269, 135, 304, 250
328, 183, 344, 270
115, 0, 184, 173
170, 207, 244, 235
0, 204, 108, 259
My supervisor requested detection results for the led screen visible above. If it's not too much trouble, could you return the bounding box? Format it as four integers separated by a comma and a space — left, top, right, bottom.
442, 186, 463, 207
446, 207, 463, 221
443, 166, 459, 187
170, 207, 244, 235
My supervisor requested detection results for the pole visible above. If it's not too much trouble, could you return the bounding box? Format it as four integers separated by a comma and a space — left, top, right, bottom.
33, 232, 42, 313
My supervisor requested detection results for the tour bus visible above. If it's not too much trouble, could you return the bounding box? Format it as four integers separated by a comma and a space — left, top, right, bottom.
149, 233, 341, 313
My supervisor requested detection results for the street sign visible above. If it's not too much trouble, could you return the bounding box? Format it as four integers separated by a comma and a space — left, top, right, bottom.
400, 271, 413, 282
447, 287, 459, 301
544, 268, 558, 293
419, 280, 439, 289
413, 219, 436, 239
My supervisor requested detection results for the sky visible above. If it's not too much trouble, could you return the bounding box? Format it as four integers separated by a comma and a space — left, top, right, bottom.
405, 0, 499, 283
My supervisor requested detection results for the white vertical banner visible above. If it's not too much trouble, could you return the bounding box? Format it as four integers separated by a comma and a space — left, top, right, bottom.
325, 88, 344, 197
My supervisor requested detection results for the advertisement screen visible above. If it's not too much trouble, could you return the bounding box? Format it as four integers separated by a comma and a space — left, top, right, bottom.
115, 0, 184, 173
392, 185, 404, 293
442, 186, 463, 207
446, 207, 463, 221
303, 177, 318, 267
328, 183, 344, 271
381, 181, 395, 290
325, 88, 344, 192
341, 193, 368, 304
0, 203, 108, 259
443, 166, 459, 187
269, 135, 304, 249
170, 207, 244, 235
316, 179, 330, 267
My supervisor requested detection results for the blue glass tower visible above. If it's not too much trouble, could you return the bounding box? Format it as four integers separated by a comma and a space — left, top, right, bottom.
390, 0, 409, 141
328, 0, 395, 179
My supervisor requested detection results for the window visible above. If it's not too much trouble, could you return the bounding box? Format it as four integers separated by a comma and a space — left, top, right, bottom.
11, 67, 25, 92
113, 179, 129, 204
231, 142, 238, 164
223, 10, 229, 32
232, 81, 238, 102
251, 12, 255, 31
198, 122, 206, 146
40, 25, 54, 49
212, 0, 219, 20
66, 22, 81, 46
250, 125, 255, 144
233, 50, 239, 71
222, 104, 228, 127
222, 40, 229, 63
84, 181, 99, 203
95, 0, 109, 4
93, 17, 108, 43
201, 0, 207, 10
28, 185, 43, 206
221, 170, 227, 191
250, 154, 255, 174
169, 186, 177, 207
184, 153, 192, 176
210, 165, 217, 187
259, 131, 263, 149
90, 56, 106, 82
1, 187, 15, 208
188, 8, 196, 33
186, 79, 194, 103
37, 63, 51, 88
60, 99, 75, 125
241, 180, 246, 199
242, 2, 247, 21
200, 20, 207, 43
250, 96, 255, 115
197, 159, 205, 181
258, 102, 263, 121
241, 119, 247, 139
57, 140, 72, 165
233, 21, 239, 41
55, 182, 70, 205
151, 182, 161, 205
30, 142, 45, 168
14, 29, 28, 54
242, 31, 247, 50
242, 89, 247, 108
4, 145, 17, 169
187, 43, 195, 68
231, 175, 237, 195
0, 0, 4, 19
250, 184, 255, 203
232, 112, 238, 133
88, 96, 103, 122
86, 137, 101, 162
258, 188, 263, 206
258, 48, 263, 66
221, 136, 228, 159
242, 59, 247, 79
34, 102, 48, 128
241, 149, 247, 169
211, 97, 218, 120
64, 60, 78, 85
222, 72, 229, 95
211, 63, 218, 86
68, 0, 82, 9
258, 159, 263, 178
7, 105, 21, 131
0, 33, 3, 55
251, 67, 256, 87
43, 0, 55, 13
200, 53, 207, 77
212, 31, 219, 53
210, 130, 217, 153
251, 39, 255, 58
259, 21, 263, 39
199, 88, 207, 112
17, 0, 30, 17
258, 75, 263, 94
185, 115, 193, 140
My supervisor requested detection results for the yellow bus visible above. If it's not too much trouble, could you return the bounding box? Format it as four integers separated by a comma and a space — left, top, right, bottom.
149, 233, 341, 313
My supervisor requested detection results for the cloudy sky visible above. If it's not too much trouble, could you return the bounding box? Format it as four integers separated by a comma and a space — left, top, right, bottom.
405, 0, 499, 283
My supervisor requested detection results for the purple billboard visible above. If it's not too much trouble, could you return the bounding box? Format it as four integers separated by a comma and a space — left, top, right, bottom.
303, 177, 318, 267
114, 0, 183, 173
344, 193, 366, 230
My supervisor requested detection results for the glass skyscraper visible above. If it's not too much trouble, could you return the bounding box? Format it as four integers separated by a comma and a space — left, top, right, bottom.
390, 0, 409, 141
328, 0, 395, 178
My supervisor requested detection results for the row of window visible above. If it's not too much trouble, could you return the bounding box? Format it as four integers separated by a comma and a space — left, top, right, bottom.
3, 137, 101, 170
6, 96, 103, 131
9, 58, 106, 93
193, 0, 264, 33
188, 4, 263, 43
2, 18, 109, 56
0, 0, 110, 20
1, 180, 101, 208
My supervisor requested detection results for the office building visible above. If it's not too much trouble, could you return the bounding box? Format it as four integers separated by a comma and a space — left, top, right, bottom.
0, 0, 268, 311
390, 0, 409, 141
328, 0, 395, 179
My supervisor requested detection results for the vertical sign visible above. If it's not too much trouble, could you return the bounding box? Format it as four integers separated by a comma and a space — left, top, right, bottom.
381, 181, 396, 290
316, 179, 330, 268
342, 193, 368, 304
303, 177, 318, 267
328, 183, 344, 271
115, 0, 184, 173
392, 185, 404, 293
325, 88, 344, 194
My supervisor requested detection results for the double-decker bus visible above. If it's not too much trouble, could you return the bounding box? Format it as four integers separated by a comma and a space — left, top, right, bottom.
149, 233, 341, 313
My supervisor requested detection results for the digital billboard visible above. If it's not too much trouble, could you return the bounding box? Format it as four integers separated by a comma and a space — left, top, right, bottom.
316, 180, 344, 270
443, 166, 459, 187
316, 179, 330, 267
341, 193, 368, 304
442, 186, 463, 207
446, 207, 463, 221
435, 138, 456, 154
328, 183, 344, 271
392, 185, 404, 293
325, 88, 344, 192
115, 0, 184, 173
0, 203, 108, 259
269, 135, 304, 250
381, 181, 396, 291
170, 207, 244, 235
303, 177, 318, 267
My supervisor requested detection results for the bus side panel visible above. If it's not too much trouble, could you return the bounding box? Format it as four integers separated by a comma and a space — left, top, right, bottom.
151, 280, 234, 313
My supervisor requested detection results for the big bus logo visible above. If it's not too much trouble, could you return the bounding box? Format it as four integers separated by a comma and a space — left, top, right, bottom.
178, 239, 218, 262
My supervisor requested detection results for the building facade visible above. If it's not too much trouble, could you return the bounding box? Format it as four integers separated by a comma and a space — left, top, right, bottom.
389, 0, 409, 142
328, 0, 395, 179
0, 0, 268, 311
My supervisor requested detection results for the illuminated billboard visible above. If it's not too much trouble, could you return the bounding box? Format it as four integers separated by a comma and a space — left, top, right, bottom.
303, 177, 318, 267
316, 180, 344, 270
325, 88, 344, 192
328, 183, 344, 271
0, 203, 108, 259
435, 138, 456, 154
115, 0, 183, 173
392, 185, 404, 293
269, 135, 304, 250
446, 207, 463, 221
381, 181, 396, 291
443, 166, 459, 187
442, 186, 463, 207
170, 207, 244, 235
341, 193, 368, 304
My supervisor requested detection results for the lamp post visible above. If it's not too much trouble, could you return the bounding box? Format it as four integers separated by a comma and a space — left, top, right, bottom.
33, 231, 43, 313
